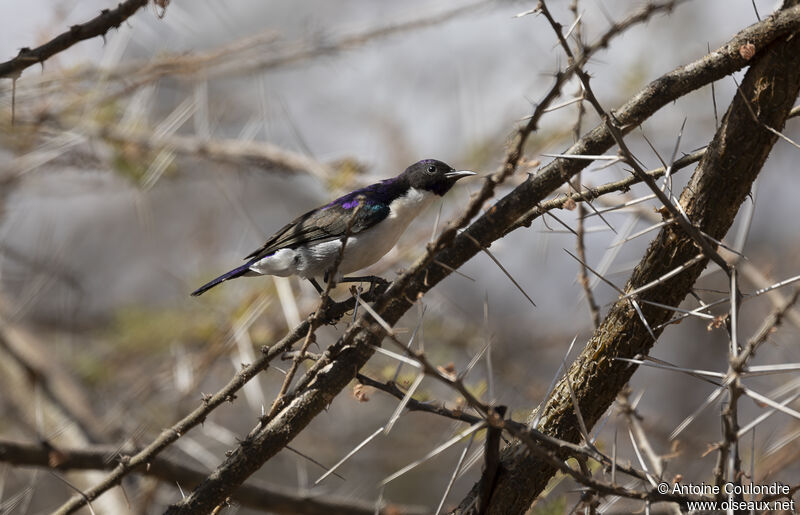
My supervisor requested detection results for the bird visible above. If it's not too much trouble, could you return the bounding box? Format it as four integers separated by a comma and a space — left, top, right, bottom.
191, 159, 475, 296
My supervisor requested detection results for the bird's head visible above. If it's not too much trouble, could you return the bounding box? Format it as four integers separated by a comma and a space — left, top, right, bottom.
402, 159, 476, 196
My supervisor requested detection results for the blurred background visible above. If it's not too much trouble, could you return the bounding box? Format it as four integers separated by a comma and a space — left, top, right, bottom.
0, 0, 798, 513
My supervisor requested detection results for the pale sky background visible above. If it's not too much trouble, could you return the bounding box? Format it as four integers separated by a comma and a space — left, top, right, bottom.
3, 0, 794, 324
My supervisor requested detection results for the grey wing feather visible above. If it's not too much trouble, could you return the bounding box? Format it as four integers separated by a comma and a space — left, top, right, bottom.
244, 203, 390, 261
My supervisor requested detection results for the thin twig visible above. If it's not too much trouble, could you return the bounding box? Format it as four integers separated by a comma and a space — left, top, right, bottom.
0, 0, 150, 79
0, 439, 416, 515
267, 202, 364, 419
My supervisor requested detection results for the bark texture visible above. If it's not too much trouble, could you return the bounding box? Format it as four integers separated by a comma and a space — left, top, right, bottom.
455, 8, 800, 514
164, 7, 800, 513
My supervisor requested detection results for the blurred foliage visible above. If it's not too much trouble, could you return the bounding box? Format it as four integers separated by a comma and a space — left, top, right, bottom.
327, 156, 367, 191
531, 494, 567, 515
111, 147, 151, 184
70, 348, 113, 386
105, 305, 218, 354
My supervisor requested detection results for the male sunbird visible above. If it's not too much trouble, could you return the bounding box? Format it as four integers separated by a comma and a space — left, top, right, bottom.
191, 159, 474, 296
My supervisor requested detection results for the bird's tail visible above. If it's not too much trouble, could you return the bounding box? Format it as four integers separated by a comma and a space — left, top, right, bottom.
191, 262, 254, 296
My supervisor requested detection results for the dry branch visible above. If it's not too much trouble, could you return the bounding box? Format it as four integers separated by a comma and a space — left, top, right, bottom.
0, 439, 425, 515
161, 6, 800, 514
453, 2, 800, 512
0, 0, 150, 79
41, 4, 800, 513
51, 287, 388, 515
0, 321, 105, 442
95, 126, 335, 180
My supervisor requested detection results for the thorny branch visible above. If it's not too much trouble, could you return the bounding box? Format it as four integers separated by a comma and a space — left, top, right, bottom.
0, 0, 151, 79
165, 5, 800, 515
71, 0, 494, 85
451, 1, 800, 512
0, 439, 426, 515
266, 201, 364, 420
566, 1, 601, 329
50, 287, 388, 515
357, 366, 707, 508
538, 0, 732, 275
47, 3, 800, 514
355, 373, 483, 424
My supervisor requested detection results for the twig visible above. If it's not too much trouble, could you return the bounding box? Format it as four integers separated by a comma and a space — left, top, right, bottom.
51, 289, 385, 515
538, 0, 732, 276
141, 5, 800, 514
360, 365, 707, 508
733, 287, 800, 372
452, 2, 800, 510
0, 0, 151, 79
0, 439, 423, 515
355, 373, 482, 424
95, 125, 334, 180
266, 202, 364, 420
110, 0, 493, 84
566, 11, 601, 328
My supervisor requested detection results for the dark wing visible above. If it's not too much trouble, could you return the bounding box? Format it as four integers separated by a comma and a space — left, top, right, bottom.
244, 202, 390, 261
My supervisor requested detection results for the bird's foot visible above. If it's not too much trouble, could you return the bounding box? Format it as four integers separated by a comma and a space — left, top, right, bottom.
339, 275, 388, 285
339, 275, 390, 293
311, 275, 389, 302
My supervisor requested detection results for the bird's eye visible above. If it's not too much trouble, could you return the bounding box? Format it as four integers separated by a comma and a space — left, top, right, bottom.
427, 165, 436, 174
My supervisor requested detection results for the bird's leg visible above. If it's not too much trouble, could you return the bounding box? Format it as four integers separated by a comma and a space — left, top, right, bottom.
339, 275, 388, 285
308, 278, 324, 294
321, 270, 340, 289
309, 277, 338, 323
339, 275, 390, 293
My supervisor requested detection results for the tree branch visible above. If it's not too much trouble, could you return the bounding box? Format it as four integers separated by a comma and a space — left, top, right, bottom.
0, 0, 150, 79
51, 288, 387, 515
0, 439, 424, 515
454, 1, 800, 511
161, 6, 800, 514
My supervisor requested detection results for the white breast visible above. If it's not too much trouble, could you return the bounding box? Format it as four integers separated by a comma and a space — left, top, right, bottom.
336, 187, 436, 274
249, 187, 436, 280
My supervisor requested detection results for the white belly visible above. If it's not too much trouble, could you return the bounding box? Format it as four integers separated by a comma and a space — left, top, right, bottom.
249, 188, 435, 279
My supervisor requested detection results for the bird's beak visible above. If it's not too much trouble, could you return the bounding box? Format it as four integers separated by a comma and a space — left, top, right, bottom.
445, 170, 477, 180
